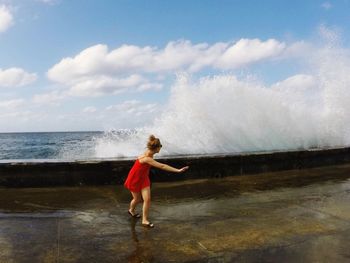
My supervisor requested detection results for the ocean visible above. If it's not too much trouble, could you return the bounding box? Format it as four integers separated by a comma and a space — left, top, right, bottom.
0, 132, 102, 160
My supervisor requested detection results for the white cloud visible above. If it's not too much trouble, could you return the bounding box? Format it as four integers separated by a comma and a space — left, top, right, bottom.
278, 41, 312, 59
214, 39, 286, 69
137, 83, 163, 92
36, 0, 59, 5
106, 100, 157, 116
47, 38, 294, 97
321, 2, 332, 10
0, 5, 13, 33
0, 110, 30, 119
271, 74, 316, 91
0, 110, 47, 132
32, 91, 65, 105
0, 98, 25, 110
83, 106, 97, 113
67, 74, 161, 97
49, 39, 287, 79
318, 24, 340, 44
0, 68, 37, 88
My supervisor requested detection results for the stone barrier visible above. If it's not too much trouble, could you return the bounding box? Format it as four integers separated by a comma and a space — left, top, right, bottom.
0, 147, 350, 187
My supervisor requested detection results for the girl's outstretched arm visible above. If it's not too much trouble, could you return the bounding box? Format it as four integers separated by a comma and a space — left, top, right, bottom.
143, 157, 189, 173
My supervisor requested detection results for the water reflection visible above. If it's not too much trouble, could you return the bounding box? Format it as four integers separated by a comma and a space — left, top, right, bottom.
127, 218, 154, 263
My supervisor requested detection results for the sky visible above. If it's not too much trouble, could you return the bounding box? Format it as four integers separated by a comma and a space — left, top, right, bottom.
0, 0, 349, 132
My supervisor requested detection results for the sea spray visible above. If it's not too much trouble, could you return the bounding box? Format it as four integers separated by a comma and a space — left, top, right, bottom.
93, 129, 147, 158
94, 39, 350, 158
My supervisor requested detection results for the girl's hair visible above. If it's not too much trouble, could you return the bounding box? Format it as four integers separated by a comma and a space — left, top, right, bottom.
147, 135, 162, 150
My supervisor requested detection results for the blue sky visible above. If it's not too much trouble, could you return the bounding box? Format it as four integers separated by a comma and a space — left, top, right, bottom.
0, 0, 349, 132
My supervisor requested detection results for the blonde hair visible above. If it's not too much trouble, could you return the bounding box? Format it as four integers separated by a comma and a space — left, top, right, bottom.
147, 135, 162, 150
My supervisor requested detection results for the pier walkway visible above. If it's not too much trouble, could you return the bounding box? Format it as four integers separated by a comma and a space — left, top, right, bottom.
1, 164, 350, 262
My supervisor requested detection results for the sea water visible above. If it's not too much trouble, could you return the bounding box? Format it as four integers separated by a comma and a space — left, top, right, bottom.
0, 132, 101, 160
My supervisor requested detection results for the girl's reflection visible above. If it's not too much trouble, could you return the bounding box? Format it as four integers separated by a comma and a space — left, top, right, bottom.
127, 219, 154, 263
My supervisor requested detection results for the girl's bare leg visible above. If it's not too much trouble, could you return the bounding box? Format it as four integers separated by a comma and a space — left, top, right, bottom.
141, 187, 151, 224
129, 191, 142, 215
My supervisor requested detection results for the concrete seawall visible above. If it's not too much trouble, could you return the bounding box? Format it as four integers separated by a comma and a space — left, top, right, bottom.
0, 147, 350, 187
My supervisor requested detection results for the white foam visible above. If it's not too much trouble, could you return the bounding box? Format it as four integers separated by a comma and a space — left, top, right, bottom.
94, 40, 350, 158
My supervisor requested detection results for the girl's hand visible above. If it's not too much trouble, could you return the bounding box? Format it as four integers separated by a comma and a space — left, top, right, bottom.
178, 166, 189, 173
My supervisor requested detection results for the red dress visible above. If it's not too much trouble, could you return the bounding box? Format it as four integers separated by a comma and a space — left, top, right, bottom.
124, 159, 151, 192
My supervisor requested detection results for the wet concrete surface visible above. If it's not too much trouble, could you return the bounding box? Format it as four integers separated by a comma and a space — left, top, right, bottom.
1, 164, 350, 262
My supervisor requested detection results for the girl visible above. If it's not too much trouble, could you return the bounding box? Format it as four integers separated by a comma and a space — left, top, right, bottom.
124, 135, 189, 228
